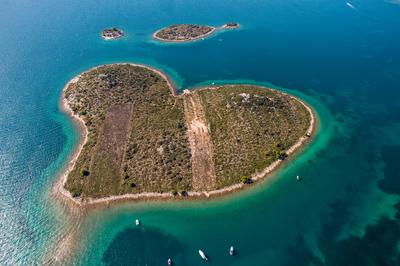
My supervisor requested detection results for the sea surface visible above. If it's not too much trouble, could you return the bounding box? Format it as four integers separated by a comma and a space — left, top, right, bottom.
1, 0, 400, 265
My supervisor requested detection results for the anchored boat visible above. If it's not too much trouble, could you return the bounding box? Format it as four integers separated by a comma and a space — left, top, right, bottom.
135, 219, 140, 226
230, 246, 235, 256
198, 250, 208, 261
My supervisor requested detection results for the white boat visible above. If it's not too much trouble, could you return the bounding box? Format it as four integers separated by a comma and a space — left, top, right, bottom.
135, 219, 140, 226
296, 175, 301, 181
229, 246, 235, 256
167, 258, 172, 265
198, 250, 208, 260
346, 2, 357, 10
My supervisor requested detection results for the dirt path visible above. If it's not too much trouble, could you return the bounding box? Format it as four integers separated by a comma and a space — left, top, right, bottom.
57, 66, 315, 203
183, 91, 216, 191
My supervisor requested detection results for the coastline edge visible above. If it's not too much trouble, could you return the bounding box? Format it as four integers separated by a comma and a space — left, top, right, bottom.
55, 63, 316, 208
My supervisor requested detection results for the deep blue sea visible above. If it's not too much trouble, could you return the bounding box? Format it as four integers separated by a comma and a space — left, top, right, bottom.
1, 0, 400, 265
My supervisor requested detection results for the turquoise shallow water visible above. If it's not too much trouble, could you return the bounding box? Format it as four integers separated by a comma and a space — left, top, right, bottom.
1, 0, 400, 265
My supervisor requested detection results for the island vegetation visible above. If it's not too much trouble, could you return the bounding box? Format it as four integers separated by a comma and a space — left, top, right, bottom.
223, 22, 240, 29
196, 85, 310, 188
153, 24, 216, 42
62, 64, 313, 201
101, 28, 124, 40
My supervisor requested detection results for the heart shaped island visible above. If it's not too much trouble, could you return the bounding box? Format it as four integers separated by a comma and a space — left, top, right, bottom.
61, 64, 314, 205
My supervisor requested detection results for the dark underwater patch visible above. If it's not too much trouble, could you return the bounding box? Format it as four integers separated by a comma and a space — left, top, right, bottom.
323, 216, 400, 266
102, 227, 187, 266
378, 145, 400, 195
283, 196, 400, 266
282, 236, 323, 266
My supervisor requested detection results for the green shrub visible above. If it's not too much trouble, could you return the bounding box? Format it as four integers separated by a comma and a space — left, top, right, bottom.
80, 168, 90, 177
71, 187, 82, 197
241, 175, 252, 184
274, 151, 288, 161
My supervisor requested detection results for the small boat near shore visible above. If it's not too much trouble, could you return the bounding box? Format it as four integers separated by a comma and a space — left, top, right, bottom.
198, 250, 208, 261
296, 175, 302, 181
135, 219, 140, 226
167, 258, 172, 265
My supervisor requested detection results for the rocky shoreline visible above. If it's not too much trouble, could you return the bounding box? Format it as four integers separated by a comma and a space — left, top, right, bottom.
57, 63, 316, 208
153, 22, 240, 43
101, 28, 124, 40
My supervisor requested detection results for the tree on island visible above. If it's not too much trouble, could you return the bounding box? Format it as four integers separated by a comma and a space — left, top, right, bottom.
274, 151, 288, 161
171, 189, 178, 196
71, 187, 82, 197
80, 168, 90, 177
241, 175, 253, 184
